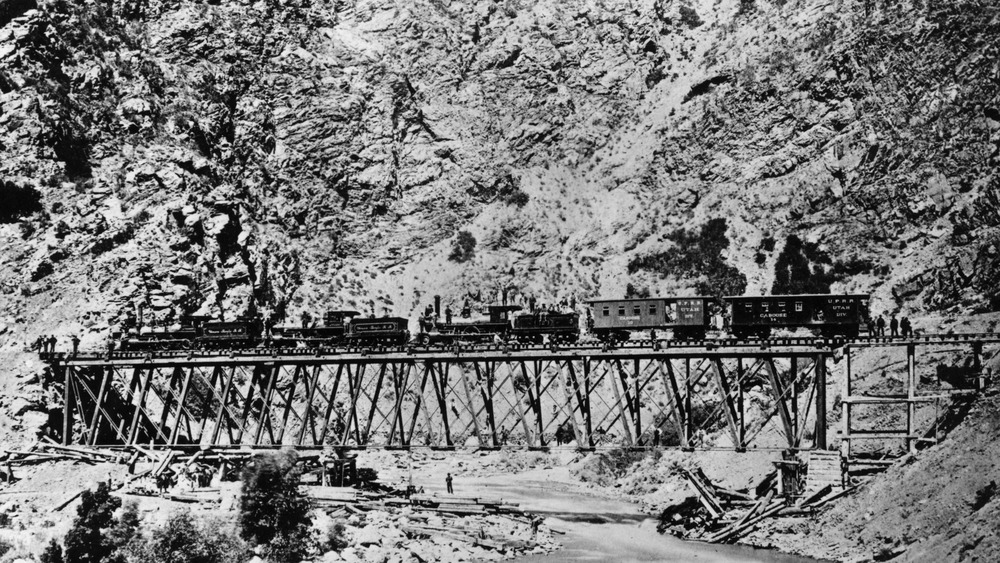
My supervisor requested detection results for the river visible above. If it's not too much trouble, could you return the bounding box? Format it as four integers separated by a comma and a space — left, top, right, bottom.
435, 470, 822, 563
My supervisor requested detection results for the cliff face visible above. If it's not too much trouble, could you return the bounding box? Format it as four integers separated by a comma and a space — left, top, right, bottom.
1, 0, 999, 559
2, 0, 998, 339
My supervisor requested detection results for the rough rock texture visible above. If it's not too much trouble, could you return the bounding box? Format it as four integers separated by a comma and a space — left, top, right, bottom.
1, 0, 999, 560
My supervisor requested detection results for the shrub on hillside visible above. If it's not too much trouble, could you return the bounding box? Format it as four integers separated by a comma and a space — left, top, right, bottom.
627, 218, 747, 298
64, 482, 122, 563
129, 511, 249, 563
239, 450, 313, 562
449, 230, 477, 263
41, 539, 63, 563
678, 6, 703, 27
0, 180, 43, 223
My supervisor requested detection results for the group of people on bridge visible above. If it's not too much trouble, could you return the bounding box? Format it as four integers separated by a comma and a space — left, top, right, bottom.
33, 334, 80, 355
869, 314, 913, 338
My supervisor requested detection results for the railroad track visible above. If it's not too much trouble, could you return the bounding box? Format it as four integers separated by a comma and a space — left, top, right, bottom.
42, 332, 1000, 362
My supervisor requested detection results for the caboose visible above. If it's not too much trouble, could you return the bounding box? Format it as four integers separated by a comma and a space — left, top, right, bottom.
585, 297, 713, 341
725, 294, 870, 339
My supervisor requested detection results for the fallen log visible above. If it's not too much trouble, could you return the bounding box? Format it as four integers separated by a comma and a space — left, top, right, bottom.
805, 485, 857, 509
715, 487, 755, 502
798, 484, 833, 507
705, 499, 786, 543
683, 468, 724, 519
53, 490, 86, 512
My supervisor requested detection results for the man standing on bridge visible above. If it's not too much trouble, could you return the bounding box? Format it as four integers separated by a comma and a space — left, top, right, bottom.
901, 317, 912, 338
890, 315, 899, 338
876, 315, 886, 338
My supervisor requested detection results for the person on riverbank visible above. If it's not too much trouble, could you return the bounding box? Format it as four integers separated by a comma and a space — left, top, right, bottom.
446, 473, 454, 494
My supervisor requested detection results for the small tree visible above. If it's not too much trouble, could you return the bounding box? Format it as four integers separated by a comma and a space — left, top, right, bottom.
64, 482, 122, 563
41, 539, 63, 563
449, 230, 477, 263
239, 450, 313, 562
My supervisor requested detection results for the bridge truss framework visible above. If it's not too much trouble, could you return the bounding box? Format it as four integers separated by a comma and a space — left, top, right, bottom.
52, 345, 832, 452
47, 335, 995, 453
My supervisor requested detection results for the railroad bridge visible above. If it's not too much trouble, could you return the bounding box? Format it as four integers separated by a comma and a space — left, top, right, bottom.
42, 335, 997, 456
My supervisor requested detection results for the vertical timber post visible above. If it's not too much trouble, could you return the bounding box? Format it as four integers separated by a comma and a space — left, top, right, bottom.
815, 353, 827, 450
907, 343, 916, 453
737, 358, 746, 450
63, 363, 72, 445
685, 358, 693, 449
842, 346, 852, 458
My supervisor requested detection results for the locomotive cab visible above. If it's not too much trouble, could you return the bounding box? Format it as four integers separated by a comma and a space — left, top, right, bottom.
415, 305, 520, 345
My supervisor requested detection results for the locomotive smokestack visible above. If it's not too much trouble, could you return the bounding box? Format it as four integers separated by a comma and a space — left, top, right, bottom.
434, 295, 441, 317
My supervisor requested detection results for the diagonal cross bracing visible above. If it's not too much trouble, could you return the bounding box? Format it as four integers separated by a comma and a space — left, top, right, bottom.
55, 347, 837, 450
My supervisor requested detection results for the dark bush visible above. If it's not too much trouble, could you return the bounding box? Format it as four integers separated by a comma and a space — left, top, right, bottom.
627, 218, 747, 298
0, 180, 43, 223
449, 230, 477, 263
325, 520, 349, 552
503, 188, 530, 208
41, 539, 63, 563
625, 283, 651, 299
135, 511, 249, 563
64, 482, 122, 563
772, 235, 841, 294
239, 450, 313, 562
678, 6, 703, 27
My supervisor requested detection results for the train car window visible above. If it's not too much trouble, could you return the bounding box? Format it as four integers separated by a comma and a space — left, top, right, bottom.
649, 305, 657, 315
602, 306, 610, 317
633, 306, 641, 316
762, 302, 769, 311
618, 306, 625, 316
778, 301, 785, 308
795, 302, 803, 311
744, 303, 752, 309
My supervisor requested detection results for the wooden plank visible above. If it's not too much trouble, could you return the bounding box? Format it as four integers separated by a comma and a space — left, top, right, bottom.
683, 469, 724, 519
710, 359, 742, 449
764, 360, 796, 448
169, 367, 194, 446
459, 364, 484, 446
706, 499, 785, 543
276, 365, 303, 445
86, 367, 113, 446
660, 360, 687, 448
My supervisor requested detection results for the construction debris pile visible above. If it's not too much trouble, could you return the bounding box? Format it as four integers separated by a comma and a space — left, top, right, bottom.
658, 454, 857, 545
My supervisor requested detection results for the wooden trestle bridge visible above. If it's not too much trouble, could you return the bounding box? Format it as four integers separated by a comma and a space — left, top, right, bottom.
43, 335, 996, 454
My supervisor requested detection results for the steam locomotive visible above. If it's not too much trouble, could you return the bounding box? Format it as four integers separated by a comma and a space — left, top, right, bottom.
114, 311, 411, 351
112, 293, 870, 351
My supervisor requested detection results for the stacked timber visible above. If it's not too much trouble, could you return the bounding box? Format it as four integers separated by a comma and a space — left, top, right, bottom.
663, 457, 861, 544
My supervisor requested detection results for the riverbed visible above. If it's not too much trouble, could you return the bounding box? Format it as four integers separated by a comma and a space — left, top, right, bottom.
409, 462, 822, 563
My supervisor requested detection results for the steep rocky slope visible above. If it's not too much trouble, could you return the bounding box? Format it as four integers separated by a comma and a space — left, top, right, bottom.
0, 0, 998, 559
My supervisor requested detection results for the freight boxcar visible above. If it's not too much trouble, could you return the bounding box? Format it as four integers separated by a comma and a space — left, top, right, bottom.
725, 294, 870, 339
585, 297, 712, 341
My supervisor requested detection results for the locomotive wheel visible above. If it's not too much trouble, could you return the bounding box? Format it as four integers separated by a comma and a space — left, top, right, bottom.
418, 333, 431, 346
